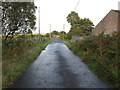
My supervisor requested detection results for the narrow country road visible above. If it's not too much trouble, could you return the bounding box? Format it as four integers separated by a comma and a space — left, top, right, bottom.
12, 39, 109, 88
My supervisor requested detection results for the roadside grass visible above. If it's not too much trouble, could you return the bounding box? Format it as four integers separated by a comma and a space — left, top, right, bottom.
2, 36, 52, 88
0, 37, 2, 89
0, 38, 1, 46
66, 33, 119, 88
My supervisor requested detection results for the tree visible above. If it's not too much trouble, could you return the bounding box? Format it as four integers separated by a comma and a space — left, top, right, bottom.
2, 2, 37, 44
66, 11, 94, 39
60, 31, 66, 34
59, 31, 66, 40
67, 24, 84, 39
67, 11, 80, 26
51, 30, 59, 35
46, 33, 49, 37
80, 18, 94, 35
28, 29, 32, 34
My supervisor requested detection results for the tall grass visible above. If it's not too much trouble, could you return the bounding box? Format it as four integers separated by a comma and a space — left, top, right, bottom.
2, 35, 51, 88
66, 33, 119, 88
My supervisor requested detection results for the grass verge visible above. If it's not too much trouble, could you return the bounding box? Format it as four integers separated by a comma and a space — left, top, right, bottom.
65, 33, 119, 88
2, 36, 52, 88
0, 37, 2, 89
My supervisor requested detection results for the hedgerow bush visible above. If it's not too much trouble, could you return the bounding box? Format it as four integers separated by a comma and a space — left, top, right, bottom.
2, 35, 51, 88
67, 33, 119, 88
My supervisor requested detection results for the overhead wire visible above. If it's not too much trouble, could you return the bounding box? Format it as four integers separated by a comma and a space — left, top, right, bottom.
74, 0, 80, 11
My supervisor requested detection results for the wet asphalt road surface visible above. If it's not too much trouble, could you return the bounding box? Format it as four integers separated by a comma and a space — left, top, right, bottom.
13, 39, 109, 88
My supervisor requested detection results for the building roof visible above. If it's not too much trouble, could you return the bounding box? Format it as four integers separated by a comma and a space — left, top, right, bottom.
95, 10, 120, 28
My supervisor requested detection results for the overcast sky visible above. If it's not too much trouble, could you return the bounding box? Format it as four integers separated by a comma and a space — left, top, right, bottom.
34, 0, 120, 34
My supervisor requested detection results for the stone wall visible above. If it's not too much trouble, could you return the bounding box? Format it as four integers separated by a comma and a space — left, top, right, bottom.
92, 10, 120, 35
71, 35, 91, 41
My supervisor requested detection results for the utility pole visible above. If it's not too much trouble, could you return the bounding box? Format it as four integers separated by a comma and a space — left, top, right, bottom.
50, 24, 51, 39
63, 24, 65, 40
38, 7, 41, 40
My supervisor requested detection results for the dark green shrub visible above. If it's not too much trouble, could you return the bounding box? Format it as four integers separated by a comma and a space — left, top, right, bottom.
67, 33, 119, 88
